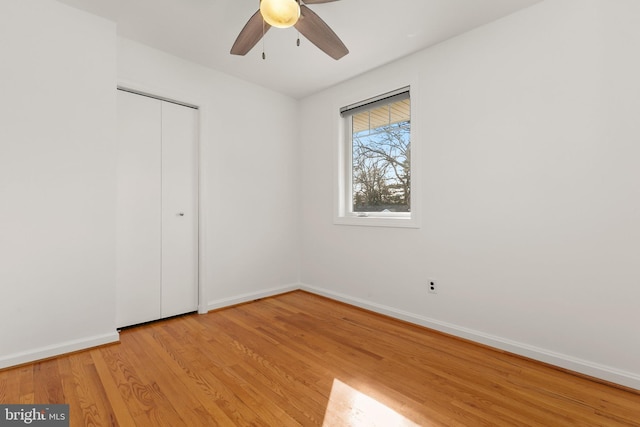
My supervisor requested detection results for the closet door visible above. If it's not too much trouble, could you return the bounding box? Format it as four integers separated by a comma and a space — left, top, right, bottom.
161, 101, 198, 318
116, 90, 162, 327
116, 90, 199, 328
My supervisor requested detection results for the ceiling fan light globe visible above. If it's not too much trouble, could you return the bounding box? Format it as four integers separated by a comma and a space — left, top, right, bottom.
260, 0, 300, 29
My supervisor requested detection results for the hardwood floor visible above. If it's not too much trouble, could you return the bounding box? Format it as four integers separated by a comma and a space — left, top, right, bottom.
1, 291, 638, 426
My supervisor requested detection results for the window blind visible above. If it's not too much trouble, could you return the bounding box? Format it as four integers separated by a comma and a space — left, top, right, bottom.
340, 87, 410, 118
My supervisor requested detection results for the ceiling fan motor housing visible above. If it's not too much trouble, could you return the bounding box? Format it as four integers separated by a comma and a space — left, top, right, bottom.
260, 0, 301, 28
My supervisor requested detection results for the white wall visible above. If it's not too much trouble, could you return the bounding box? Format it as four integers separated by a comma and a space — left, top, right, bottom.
0, 0, 118, 367
117, 38, 301, 310
299, 0, 640, 389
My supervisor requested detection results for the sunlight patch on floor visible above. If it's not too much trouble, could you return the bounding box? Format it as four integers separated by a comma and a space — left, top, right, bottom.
322, 378, 422, 427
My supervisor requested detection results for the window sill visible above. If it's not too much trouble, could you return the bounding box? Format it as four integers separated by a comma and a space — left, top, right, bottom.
334, 215, 420, 229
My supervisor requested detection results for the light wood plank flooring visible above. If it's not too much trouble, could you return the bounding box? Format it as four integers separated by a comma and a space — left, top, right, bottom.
0, 291, 638, 426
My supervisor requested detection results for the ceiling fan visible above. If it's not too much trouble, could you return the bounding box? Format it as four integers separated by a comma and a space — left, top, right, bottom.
230, 0, 349, 60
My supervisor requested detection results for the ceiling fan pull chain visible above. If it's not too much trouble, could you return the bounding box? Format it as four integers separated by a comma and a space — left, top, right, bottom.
262, 19, 267, 60
297, 30, 301, 47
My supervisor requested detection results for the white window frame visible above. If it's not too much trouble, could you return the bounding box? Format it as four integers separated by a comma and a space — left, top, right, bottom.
334, 81, 420, 228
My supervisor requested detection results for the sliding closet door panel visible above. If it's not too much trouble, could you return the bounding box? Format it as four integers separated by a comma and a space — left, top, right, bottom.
161, 101, 198, 318
116, 90, 162, 327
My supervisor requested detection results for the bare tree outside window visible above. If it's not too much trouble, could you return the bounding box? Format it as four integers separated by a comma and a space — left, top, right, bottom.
351, 98, 410, 213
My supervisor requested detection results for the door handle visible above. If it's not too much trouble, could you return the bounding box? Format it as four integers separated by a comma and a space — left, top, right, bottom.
178, 212, 185, 217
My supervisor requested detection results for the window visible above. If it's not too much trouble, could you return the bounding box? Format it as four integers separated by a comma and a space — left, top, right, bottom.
336, 87, 418, 227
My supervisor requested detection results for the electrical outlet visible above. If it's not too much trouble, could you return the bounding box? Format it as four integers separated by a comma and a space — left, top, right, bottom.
428, 280, 437, 294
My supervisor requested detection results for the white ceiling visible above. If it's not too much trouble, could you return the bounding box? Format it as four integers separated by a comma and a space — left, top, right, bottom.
56, 0, 541, 99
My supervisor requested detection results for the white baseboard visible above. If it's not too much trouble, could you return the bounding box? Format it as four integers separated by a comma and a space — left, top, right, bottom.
205, 283, 300, 312
300, 284, 640, 391
0, 332, 119, 370
5, 285, 637, 392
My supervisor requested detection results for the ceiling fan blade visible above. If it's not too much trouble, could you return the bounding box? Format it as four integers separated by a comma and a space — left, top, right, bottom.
230, 10, 271, 56
302, 0, 341, 4
294, 5, 348, 60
